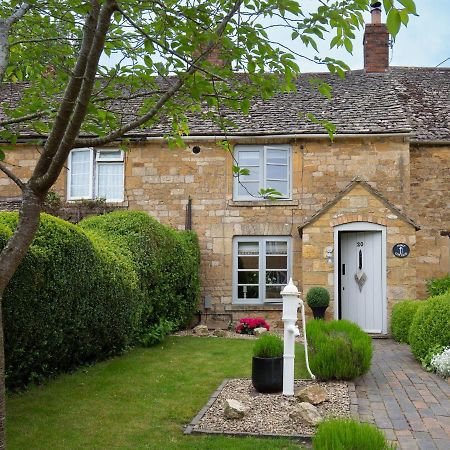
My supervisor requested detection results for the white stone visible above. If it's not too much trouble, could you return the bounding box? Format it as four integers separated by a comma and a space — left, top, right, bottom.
224, 399, 246, 419
193, 325, 209, 336
289, 402, 323, 426
253, 327, 268, 336
213, 329, 227, 337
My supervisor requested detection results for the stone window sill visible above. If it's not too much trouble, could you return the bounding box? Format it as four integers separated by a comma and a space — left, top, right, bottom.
225, 304, 283, 312
228, 200, 299, 207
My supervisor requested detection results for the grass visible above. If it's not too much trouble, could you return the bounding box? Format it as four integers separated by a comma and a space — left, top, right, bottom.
7, 336, 309, 449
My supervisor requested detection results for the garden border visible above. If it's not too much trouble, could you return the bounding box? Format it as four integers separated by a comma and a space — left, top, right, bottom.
184, 378, 358, 442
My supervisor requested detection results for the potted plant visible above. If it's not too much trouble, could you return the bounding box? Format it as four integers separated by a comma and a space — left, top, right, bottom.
252, 333, 284, 393
306, 287, 330, 319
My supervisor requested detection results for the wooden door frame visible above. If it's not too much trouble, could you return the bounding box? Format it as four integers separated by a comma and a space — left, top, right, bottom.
333, 222, 387, 335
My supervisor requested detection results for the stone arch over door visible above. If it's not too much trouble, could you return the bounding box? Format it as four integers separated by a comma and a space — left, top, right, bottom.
298, 178, 418, 334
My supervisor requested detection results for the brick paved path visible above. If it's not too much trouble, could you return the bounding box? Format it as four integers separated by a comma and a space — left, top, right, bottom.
355, 340, 450, 450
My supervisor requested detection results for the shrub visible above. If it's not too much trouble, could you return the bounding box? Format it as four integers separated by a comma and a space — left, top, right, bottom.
306, 287, 330, 308
426, 274, 450, 297
431, 347, 450, 378
1, 210, 200, 390
80, 211, 201, 335
421, 344, 446, 372
306, 320, 372, 380
1, 213, 139, 390
140, 319, 174, 347
409, 291, 450, 362
391, 300, 424, 344
313, 419, 396, 450
235, 317, 270, 335
253, 334, 283, 358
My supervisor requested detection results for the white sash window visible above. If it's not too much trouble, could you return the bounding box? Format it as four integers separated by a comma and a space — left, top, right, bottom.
68, 149, 124, 202
233, 145, 291, 200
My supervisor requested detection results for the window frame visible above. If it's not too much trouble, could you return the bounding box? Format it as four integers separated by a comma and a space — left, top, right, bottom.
232, 236, 291, 305
233, 144, 292, 201
67, 148, 124, 202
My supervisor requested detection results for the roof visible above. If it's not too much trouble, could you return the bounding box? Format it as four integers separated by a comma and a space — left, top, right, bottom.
297, 176, 420, 231
1, 66, 449, 142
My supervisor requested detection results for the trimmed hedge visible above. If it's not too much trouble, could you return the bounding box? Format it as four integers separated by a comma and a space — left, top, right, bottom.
391, 300, 424, 344
1, 211, 200, 390
409, 291, 450, 362
426, 274, 450, 297
306, 320, 372, 380
79, 211, 200, 334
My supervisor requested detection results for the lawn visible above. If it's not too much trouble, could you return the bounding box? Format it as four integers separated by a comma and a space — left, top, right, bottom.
7, 336, 309, 449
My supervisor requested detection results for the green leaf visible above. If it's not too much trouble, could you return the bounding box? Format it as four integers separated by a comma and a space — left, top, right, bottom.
386, 8, 401, 37
383, 0, 394, 12
399, 8, 410, 26
398, 0, 417, 15
0, 149, 4, 161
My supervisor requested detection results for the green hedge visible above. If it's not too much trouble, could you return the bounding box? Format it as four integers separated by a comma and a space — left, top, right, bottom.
1, 211, 200, 390
306, 320, 372, 380
409, 291, 450, 362
426, 274, 450, 297
391, 300, 424, 344
79, 211, 200, 334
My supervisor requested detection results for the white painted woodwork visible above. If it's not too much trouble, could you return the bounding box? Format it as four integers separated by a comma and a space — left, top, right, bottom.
340, 230, 383, 333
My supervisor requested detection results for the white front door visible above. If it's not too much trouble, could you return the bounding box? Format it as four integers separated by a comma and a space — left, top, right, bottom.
339, 231, 383, 333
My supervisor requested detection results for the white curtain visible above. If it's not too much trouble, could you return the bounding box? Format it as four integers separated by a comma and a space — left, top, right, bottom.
70, 150, 91, 198
97, 163, 124, 201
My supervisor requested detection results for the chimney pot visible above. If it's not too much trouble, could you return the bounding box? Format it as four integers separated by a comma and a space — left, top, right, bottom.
370, 2, 382, 24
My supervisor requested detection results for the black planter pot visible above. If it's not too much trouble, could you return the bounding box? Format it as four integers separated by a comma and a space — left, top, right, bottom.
311, 305, 328, 319
251, 356, 283, 393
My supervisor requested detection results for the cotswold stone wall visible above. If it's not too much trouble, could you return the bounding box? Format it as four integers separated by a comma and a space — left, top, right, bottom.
0, 137, 447, 327
410, 145, 450, 297
301, 182, 417, 331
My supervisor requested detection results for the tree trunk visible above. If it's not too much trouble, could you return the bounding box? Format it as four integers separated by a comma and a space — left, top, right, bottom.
0, 187, 42, 449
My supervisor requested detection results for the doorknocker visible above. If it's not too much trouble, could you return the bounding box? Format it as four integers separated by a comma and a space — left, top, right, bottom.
354, 249, 367, 292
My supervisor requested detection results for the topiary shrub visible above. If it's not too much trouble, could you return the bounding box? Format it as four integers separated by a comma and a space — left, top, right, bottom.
1, 213, 139, 390
426, 274, 450, 297
306, 287, 330, 308
391, 300, 424, 344
409, 291, 450, 363
306, 320, 372, 380
253, 334, 283, 358
313, 419, 396, 450
80, 211, 200, 336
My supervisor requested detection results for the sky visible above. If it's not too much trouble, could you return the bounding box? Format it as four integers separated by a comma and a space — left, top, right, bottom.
274, 0, 450, 72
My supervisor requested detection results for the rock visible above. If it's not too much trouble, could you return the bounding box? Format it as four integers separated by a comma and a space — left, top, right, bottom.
193, 325, 209, 336
253, 327, 268, 336
295, 385, 327, 405
213, 329, 227, 337
289, 402, 323, 426
224, 399, 246, 419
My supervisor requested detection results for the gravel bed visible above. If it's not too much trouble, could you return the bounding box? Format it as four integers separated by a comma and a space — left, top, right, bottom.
194, 378, 350, 437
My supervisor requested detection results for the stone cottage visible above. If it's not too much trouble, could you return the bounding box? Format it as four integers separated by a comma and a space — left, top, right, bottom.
1, 12, 449, 335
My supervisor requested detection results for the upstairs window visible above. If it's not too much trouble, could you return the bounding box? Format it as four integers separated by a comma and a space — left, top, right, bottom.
233, 145, 291, 200
233, 236, 290, 304
67, 148, 124, 202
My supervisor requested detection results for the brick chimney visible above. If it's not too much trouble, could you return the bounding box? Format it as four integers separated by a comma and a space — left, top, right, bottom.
364, 2, 389, 73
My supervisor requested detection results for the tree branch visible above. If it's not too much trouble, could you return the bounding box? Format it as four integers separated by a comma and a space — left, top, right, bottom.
0, 162, 25, 190
0, 111, 46, 127
5, 3, 32, 27
74, 0, 244, 148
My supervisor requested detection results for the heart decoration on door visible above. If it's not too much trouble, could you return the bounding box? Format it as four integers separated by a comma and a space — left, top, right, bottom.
354, 270, 367, 292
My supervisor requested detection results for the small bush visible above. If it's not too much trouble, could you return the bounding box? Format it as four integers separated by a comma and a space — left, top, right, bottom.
140, 319, 174, 347
235, 317, 270, 335
409, 291, 450, 362
421, 344, 446, 372
391, 300, 424, 344
306, 287, 330, 308
253, 334, 283, 358
313, 419, 396, 450
426, 274, 450, 297
306, 320, 372, 380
